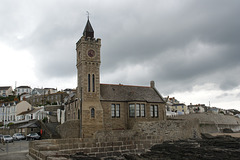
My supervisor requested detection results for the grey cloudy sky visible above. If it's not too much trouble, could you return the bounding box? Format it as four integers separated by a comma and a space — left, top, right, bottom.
1, 0, 240, 109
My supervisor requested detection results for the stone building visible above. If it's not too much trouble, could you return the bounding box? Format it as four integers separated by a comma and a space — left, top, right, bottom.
64, 18, 166, 138
0, 86, 13, 97
27, 92, 68, 106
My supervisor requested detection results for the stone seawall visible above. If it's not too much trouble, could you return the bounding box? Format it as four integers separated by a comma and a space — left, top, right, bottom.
29, 119, 200, 159
200, 123, 240, 133
172, 113, 240, 133
56, 120, 80, 138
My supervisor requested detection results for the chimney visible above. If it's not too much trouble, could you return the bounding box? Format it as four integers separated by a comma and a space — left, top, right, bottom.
150, 81, 155, 88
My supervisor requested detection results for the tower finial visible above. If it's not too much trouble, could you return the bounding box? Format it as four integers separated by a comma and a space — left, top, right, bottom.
86, 11, 90, 20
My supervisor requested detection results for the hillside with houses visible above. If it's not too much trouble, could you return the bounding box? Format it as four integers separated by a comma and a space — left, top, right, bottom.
1, 85, 239, 138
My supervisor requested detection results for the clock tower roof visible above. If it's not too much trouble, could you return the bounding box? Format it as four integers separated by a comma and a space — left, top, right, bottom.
83, 19, 94, 38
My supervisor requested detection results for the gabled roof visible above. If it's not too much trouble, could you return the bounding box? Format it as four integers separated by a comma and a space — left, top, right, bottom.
18, 121, 38, 128
16, 86, 31, 89
0, 86, 11, 90
100, 84, 165, 103
32, 88, 44, 95
17, 108, 41, 116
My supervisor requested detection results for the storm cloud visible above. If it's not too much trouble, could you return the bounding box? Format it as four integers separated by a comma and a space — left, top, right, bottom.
1, 0, 240, 109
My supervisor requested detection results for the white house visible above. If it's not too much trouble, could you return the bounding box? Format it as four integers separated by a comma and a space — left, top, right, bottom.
16, 106, 47, 122
188, 103, 206, 113
165, 97, 189, 116
0, 102, 16, 123
0, 101, 32, 126
15, 86, 32, 96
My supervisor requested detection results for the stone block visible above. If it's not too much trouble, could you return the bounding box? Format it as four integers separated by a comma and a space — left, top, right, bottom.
90, 147, 99, 153
112, 151, 121, 157
112, 141, 123, 146
121, 146, 127, 150
85, 142, 93, 148
113, 146, 120, 151
105, 146, 113, 152
98, 147, 104, 152
82, 148, 91, 154
106, 152, 113, 157
78, 143, 85, 148
106, 142, 113, 146
96, 152, 107, 158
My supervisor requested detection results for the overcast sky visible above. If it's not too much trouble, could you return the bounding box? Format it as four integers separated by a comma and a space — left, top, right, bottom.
1, 0, 240, 110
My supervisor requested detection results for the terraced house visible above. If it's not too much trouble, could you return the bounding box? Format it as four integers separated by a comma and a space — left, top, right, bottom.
64, 18, 166, 138
0, 86, 13, 97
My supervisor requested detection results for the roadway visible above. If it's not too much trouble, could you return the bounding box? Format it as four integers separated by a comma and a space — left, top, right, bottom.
0, 140, 30, 160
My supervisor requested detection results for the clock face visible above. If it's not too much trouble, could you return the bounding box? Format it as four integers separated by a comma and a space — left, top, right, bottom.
88, 49, 95, 57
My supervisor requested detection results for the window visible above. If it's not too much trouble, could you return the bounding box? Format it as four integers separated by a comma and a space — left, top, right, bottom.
129, 104, 135, 117
150, 105, 158, 118
92, 74, 95, 92
91, 108, 95, 118
111, 104, 120, 118
141, 104, 145, 117
88, 74, 91, 92
154, 105, 158, 117
129, 103, 145, 118
136, 104, 140, 117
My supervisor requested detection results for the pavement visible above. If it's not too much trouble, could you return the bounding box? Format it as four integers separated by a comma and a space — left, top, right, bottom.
0, 140, 30, 160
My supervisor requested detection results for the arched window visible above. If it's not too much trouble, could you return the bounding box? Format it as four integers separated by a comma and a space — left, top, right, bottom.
91, 108, 95, 118
92, 74, 95, 92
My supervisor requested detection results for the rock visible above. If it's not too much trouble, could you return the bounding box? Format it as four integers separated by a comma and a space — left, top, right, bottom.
222, 128, 234, 133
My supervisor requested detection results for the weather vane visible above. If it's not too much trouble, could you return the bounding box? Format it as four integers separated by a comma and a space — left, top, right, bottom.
86, 11, 90, 20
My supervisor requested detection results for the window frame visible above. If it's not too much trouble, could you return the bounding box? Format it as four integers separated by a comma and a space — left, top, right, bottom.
91, 108, 95, 118
88, 74, 91, 92
141, 104, 145, 117
111, 104, 120, 118
129, 104, 135, 117
150, 105, 158, 118
92, 74, 95, 92
129, 103, 146, 118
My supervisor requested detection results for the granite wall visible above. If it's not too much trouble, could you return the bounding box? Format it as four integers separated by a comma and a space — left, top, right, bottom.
29, 119, 200, 159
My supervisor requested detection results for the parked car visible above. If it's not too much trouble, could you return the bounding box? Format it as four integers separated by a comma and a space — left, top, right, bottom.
13, 133, 26, 140
2, 135, 13, 143
26, 133, 40, 141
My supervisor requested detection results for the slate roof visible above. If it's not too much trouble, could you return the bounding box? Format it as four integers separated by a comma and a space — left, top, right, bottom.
32, 88, 44, 95
18, 121, 38, 128
83, 19, 94, 38
100, 84, 165, 103
16, 86, 31, 89
17, 108, 41, 116
0, 86, 11, 90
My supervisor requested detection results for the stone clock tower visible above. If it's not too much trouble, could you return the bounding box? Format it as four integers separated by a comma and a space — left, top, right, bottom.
76, 18, 103, 138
